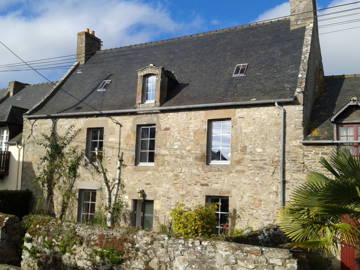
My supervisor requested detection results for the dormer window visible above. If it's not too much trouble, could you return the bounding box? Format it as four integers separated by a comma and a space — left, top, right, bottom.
143, 75, 157, 103
233, 64, 248, 77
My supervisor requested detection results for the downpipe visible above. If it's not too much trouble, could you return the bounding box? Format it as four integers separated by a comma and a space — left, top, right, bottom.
275, 102, 286, 207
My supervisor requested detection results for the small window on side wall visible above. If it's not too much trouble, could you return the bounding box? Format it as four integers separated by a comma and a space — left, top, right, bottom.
143, 75, 157, 103
78, 189, 96, 223
338, 124, 360, 156
86, 128, 104, 162
207, 119, 231, 165
136, 125, 156, 165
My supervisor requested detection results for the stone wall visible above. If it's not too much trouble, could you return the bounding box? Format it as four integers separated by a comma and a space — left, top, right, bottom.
21, 220, 299, 270
22, 105, 313, 230
0, 214, 23, 266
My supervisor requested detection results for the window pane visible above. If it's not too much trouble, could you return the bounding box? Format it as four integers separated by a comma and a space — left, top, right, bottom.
141, 127, 149, 138
149, 127, 156, 139
148, 152, 155, 162
140, 152, 148, 163
90, 203, 96, 213
149, 140, 155, 151
211, 150, 221, 161
220, 148, 230, 161
220, 198, 229, 212
212, 136, 222, 147
220, 214, 229, 225
141, 140, 148, 151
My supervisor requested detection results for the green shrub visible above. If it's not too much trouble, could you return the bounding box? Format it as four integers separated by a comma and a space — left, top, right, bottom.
93, 248, 123, 264
170, 203, 217, 238
0, 189, 32, 218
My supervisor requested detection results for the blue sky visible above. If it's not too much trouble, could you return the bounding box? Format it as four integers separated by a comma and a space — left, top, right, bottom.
0, 0, 359, 88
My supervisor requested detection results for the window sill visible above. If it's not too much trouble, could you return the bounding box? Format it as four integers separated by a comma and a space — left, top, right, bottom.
137, 163, 155, 167
209, 161, 230, 166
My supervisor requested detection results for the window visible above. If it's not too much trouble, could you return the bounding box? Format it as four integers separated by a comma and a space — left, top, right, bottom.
143, 75, 157, 103
136, 125, 156, 165
86, 128, 104, 161
132, 200, 154, 230
78, 189, 96, 223
0, 128, 9, 151
208, 119, 231, 164
97, 80, 111, 92
206, 196, 229, 234
338, 125, 360, 156
233, 63, 248, 77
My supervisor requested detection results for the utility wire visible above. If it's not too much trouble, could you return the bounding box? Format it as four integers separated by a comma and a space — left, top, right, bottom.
1, 0, 360, 70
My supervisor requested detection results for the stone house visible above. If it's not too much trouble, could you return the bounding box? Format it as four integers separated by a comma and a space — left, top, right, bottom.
0, 81, 55, 190
20, 0, 359, 237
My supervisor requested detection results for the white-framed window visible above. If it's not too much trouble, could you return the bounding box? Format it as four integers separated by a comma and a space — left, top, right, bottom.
208, 119, 231, 164
143, 75, 157, 103
206, 196, 229, 234
86, 128, 104, 161
338, 124, 360, 156
136, 125, 156, 165
233, 63, 248, 77
0, 127, 9, 152
77, 189, 96, 223
97, 80, 111, 92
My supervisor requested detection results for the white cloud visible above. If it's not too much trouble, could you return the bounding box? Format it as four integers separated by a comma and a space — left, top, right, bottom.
256, 0, 360, 75
0, 0, 202, 88
255, 2, 290, 22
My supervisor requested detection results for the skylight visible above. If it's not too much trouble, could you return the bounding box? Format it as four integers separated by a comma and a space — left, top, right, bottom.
97, 80, 111, 91
233, 64, 248, 77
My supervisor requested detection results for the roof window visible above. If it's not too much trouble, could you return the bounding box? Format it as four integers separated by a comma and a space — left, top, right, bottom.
97, 80, 111, 91
233, 64, 248, 77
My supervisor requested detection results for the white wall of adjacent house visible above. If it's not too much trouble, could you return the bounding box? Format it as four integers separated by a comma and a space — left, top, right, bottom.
0, 143, 23, 190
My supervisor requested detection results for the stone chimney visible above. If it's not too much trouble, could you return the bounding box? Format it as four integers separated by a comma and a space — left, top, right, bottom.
8, 81, 27, 97
290, 0, 317, 29
77, 28, 102, 64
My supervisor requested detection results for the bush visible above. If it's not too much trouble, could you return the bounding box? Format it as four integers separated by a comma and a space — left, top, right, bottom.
0, 189, 32, 218
170, 203, 217, 238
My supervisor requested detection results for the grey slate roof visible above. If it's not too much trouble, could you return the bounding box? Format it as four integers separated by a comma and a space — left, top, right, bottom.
0, 82, 55, 124
306, 76, 360, 141
31, 19, 306, 116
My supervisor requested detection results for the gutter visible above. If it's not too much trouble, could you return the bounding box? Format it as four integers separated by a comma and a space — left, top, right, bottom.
302, 140, 360, 145
275, 102, 286, 207
25, 98, 295, 119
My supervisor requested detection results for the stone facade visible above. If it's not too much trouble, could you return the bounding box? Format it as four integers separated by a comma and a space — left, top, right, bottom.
21, 220, 299, 270
21, 104, 338, 230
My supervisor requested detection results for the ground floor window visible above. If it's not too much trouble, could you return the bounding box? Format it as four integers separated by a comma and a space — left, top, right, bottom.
206, 196, 229, 234
77, 189, 96, 223
132, 199, 154, 230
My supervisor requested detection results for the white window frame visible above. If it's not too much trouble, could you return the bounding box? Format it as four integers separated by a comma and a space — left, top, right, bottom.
143, 75, 157, 103
97, 80, 111, 92
337, 124, 360, 156
206, 196, 229, 235
137, 125, 156, 166
86, 128, 104, 161
208, 119, 231, 165
233, 63, 248, 77
78, 189, 97, 223
0, 127, 9, 152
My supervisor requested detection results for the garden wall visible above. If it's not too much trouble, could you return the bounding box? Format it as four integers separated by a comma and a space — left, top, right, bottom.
21, 217, 298, 270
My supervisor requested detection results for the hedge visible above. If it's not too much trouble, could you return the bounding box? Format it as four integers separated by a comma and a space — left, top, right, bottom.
0, 189, 33, 218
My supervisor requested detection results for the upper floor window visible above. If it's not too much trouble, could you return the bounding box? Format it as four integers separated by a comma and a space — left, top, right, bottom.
86, 128, 104, 161
143, 75, 157, 103
208, 119, 231, 164
338, 125, 360, 156
136, 125, 156, 165
0, 127, 9, 152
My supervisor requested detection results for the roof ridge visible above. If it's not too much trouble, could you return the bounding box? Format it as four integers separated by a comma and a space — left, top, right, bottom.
326, 74, 360, 79
98, 17, 291, 54
26, 81, 57, 87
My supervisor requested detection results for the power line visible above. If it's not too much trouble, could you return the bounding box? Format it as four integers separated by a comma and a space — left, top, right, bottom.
1, 1, 360, 70
320, 25, 360, 35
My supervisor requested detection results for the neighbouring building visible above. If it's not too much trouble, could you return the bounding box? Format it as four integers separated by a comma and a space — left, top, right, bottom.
20, 0, 359, 246
0, 81, 55, 190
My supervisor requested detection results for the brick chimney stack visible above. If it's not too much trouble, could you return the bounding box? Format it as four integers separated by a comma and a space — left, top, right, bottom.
290, 0, 317, 29
8, 81, 27, 97
77, 28, 102, 64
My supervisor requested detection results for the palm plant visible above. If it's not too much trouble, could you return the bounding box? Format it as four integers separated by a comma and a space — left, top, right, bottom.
278, 149, 360, 254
